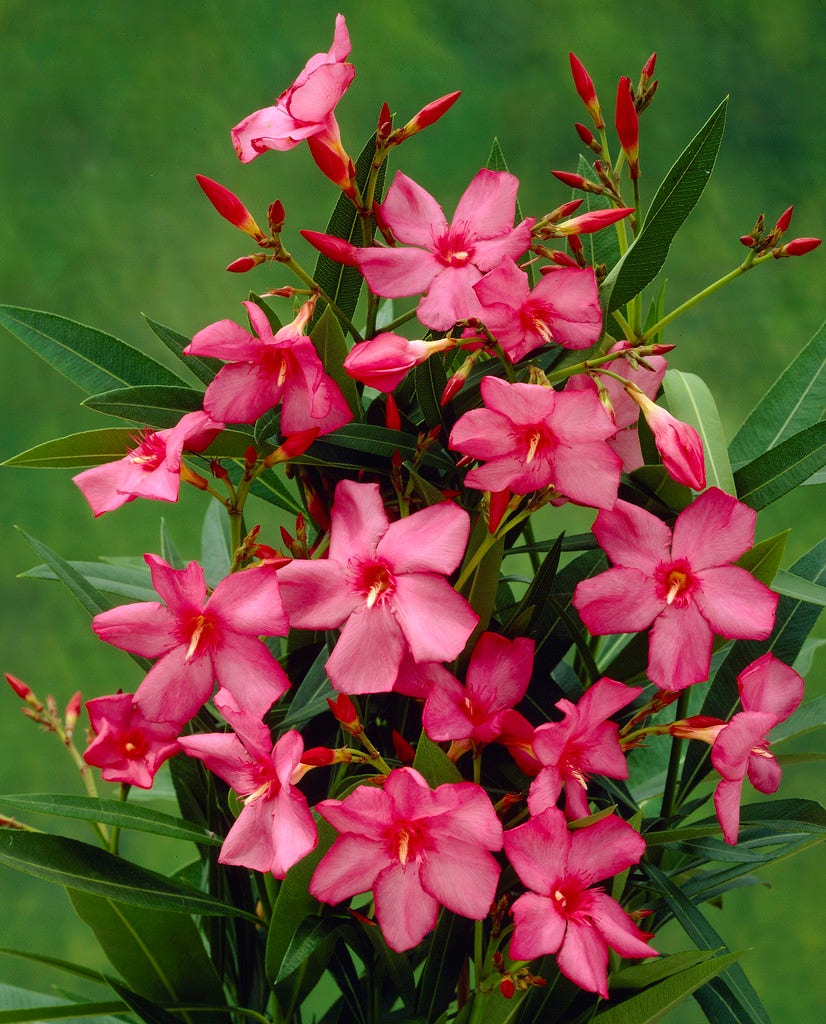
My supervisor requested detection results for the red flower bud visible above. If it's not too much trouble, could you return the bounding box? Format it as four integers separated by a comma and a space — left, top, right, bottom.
569, 52, 604, 129
392, 91, 461, 145
268, 199, 286, 235
195, 174, 267, 241
626, 385, 706, 489
615, 77, 640, 179
385, 394, 401, 431
300, 230, 359, 267
226, 254, 267, 273
377, 101, 393, 146
551, 170, 602, 194
327, 693, 363, 735
500, 978, 516, 999
774, 205, 794, 233
775, 237, 822, 257
301, 746, 339, 767
640, 52, 657, 85
391, 729, 416, 765
488, 488, 512, 534
5, 672, 43, 711
555, 206, 635, 235
263, 428, 319, 468
65, 690, 82, 737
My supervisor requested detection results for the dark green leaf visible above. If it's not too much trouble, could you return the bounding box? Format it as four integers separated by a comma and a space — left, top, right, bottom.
735, 531, 788, 588
457, 517, 505, 644
273, 914, 344, 986
0, 831, 256, 919
103, 982, 178, 1024
327, 944, 369, 1024
16, 528, 112, 618
413, 733, 463, 787
298, 422, 454, 473
0, 305, 188, 393
609, 949, 717, 990
279, 644, 335, 731
416, 910, 472, 1022
0, 985, 124, 1024
600, 97, 728, 313
0, 795, 222, 846
0, 948, 112, 986
662, 370, 735, 494
771, 695, 826, 743
576, 154, 622, 273
21, 560, 156, 602
82, 386, 204, 428
733, 421, 826, 510
311, 305, 361, 421
200, 499, 231, 587
3, 428, 142, 469
414, 356, 450, 439
142, 315, 220, 387
730, 319, 826, 466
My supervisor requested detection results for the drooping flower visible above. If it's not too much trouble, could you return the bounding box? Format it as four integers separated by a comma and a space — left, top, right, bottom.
473, 257, 603, 361
343, 332, 455, 392
422, 632, 534, 745
73, 411, 223, 517
277, 480, 478, 694
231, 14, 356, 190
671, 653, 805, 844
83, 692, 181, 789
528, 677, 642, 820
624, 384, 705, 490
573, 489, 779, 690
449, 375, 621, 508
92, 555, 290, 725
505, 808, 655, 998
357, 169, 533, 331
310, 767, 503, 952
178, 688, 317, 877
184, 298, 352, 435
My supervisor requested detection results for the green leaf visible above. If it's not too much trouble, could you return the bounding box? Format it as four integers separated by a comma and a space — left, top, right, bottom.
0, 985, 125, 1024
771, 695, 826, 743
730, 319, 826, 466
413, 732, 463, 787
3, 428, 141, 469
733, 421, 826, 510
69, 891, 227, 1017
609, 949, 717, 990
358, 919, 417, 1015
736, 531, 788, 588
142, 315, 220, 387
311, 305, 361, 421
0, 948, 112, 986
16, 528, 112, 617
279, 644, 335, 731
600, 97, 728, 313
103, 982, 178, 1024
576, 154, 622, 272
592, 949, 746, 1023
82, 386, 204, 428
457, 517, 504, 644
0, 795, 222, 846
416, 910, 473, 1022
0, 305, 188, 394
772, 568, 826, 605
200, 499, 231, 588
414, 355, 450, 440
662, 370, 735, 494
0, 830, 256, 920
299, 423, 454, 474
21, 560, 156, 602
641, 861, 770, 1023
272, 914, 344, 986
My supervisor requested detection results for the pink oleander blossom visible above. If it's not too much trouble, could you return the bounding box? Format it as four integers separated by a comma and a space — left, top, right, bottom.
179, 688, 317, 877
473, 257, 603, 361
277, 480, 478, 694
357, 169, 534, 331
573, 489, 779, 690
184, 299, 352, 434
422, 632, 534, 745
566, 341, 667, 473
528, 677, 642, 820
449, 375, 621, 508
625, 386, 706, 490
92, 554, 290, 725
505, 808, 655, 998
231, 14, 355, 169
310, 767, 503, 952
73, 411, 223, 517
343, 332, 454, 392
83, 692, 181, 789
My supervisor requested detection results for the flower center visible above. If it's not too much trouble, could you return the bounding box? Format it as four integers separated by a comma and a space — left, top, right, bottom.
356, 559, 396, 608
127, 431, 167, 471
521, 300, 556, 346
436, 228, 474, 268
120, 731, 148, 760
386, 819, 430, 867
181, 612, 220, 660
655, 558, 698, 607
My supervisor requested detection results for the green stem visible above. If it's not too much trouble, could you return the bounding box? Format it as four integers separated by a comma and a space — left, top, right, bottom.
378, 307, 420, 334
283, 255, 364, 342
661, 690, 691, 818
611, 307, 633, 338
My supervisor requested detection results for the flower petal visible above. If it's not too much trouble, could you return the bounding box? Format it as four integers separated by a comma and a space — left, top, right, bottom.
357, 246, 439, 298
392, 574, 478, 664
694, 566, 778, 640
557, 918, 610, 998
374, 862, 439, 952
509, 892, 567, 960
671, 487, 756, 568
377, 501, 470, 575
208, 565, 288, 636
591, 500, 673, 572
504, 808, 570, 896
573, 567, 663, 635
379, 171, 448, 247
328, 480, 389, 563
310, 833, 386, 904
568, 814, 645, 887
647, 602, 714, 690
325, 603, 406, 693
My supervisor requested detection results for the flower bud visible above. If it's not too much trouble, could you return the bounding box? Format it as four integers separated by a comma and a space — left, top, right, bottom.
640, 52, 657, 91
195, 175, 267, 242
5, 672, 43, 711
391, 729, 415, 765
551, 170, 602, 194
774, 237, 822, 258
774, 205, 794, 234
268, 199, 286, 235
327, 693, 363, 736
625, 384, 706, 489
65, 690, 82, 739
300, 229, 359, 267
569, 52, 605, 129
669, 715, 726, 744
500, 978, 516, 999
488, 487, 512, 534
226, 254, 267, 273
376, 102, 393, 146
301, 746, 340, 767
385, 394, 401, 431
344, 333, 454, 393
555, 206, 635, 235
263, 429, 319, 468
179, 463, 209, 490
615, 77, 640, 179
440, 352, 478, 406
574, 122, 602, 154
391, 91, 461, 145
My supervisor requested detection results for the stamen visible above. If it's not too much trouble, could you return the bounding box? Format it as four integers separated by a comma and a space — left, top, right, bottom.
526, 430, 542, 464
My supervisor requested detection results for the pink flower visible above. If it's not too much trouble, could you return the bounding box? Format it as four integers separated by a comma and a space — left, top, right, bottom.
73, 411, 223, 517
357, 169, 533, 331
83, 692, 180, 789
674, 653, 805, 844
566, 341, 667, 473
184, 299, 352, 435
178, 688, 317, 877
422, 632, 534, 745
343, 332, 455, 392
625, 385, 705, 489
310, 767, 503, 952
573, 489, 779, 690
449, 375, 621, 508
528, 678, 642, 820
505, 808, 656, 998
473, 257, 603, 361
92, 555, 290, 725
231, 14, 355, 183
277, 480, 478, 694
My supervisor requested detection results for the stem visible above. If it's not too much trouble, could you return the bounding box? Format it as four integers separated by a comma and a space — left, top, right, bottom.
378, 306, 420, 334
283, 255, 363, 342
661, 690, 691, 818
611, 307, 633, 338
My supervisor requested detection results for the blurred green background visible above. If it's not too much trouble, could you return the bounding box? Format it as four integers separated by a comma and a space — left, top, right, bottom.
0, 0, 823, 1019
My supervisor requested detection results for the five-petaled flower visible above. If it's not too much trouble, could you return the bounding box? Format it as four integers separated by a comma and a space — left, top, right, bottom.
310, 766, 503, 951
357, 168, 533, 331
83, 692, 181, 789
504, 808, 656, 998
573, 488, 779, 690
277, 480, 478, 694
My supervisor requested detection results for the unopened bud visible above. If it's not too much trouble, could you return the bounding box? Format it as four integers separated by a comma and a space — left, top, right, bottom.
385, 394, 401, 431
226, 254, 267, 273
774, 205, 794, 234
440, 352, 479, 406
544, 250, 580, 268
391, 729, 415, 765
300, 229, 360, 268
488, 487, 512, 534
551, 170, 602, 194
569, 52, 605, 129
574, 122, 602, 154
301, 746, 341, 767
669, 715, 726, 744
195, 174, 267, 242
500, 978, 516, 999
327, 693, 363, 736
555, 206, 635, 235
263, 429, 319, 468
774, 237, 822, 258
548, 199, 585, 221
391, 91, 461, 145
615, 77, 640, 179
179, 463, 209, 490
268, 199, 286, 235
5, 673, 43, 711
640, 52, 657, 90
626, 384, 706, 489
295, 513, 307, 546
377, 101, 393, 146
65, 691, 82, 739
740, 234, 758, 248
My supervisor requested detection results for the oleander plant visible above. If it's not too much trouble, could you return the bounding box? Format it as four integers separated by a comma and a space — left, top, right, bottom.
1, 14, 824, 1024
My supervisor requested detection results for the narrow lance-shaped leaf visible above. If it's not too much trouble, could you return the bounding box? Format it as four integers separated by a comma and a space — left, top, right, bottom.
733, 420, 826, 510
142, 314, 221, 387
311, 304, 362, 421
0, 306, 189, 394
600, 96, 728, 313
81, 386, 205, 429
0, 984, 125, 1024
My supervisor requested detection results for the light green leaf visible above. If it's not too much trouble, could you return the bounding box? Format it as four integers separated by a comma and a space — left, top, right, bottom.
600, 97, 728, 313
771, 695, 826, 743
609, 950, 717, 990
16, 528, 112, 618
3, 428, 141, 469
200, 500, 231, 587
0, 795, 222, 846
771, 568, 826, 606
142, 315, 220, 387
662, 370, 735, 493
0, 831, 256, 920
82, 386, 204, 428
0, 948, 112, 986
0, 305, 188, 394
733, 421, 826, 510
311, 305, 361, 421
730, 319, 826, 466
0, 985, 124, 1024
735, 531, 788, 588
21, 561, 156, 602
413, 733, 463, 787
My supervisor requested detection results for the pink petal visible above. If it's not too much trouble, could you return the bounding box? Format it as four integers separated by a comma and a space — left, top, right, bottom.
328, 480, 389, 563
315, 786, 393, 836
288, 63, 354, 122
509, 892, 567, 960
464, 453, 550, 495
671, 488, 756, 569
379, 171, 448, 247
713, 777, 744, 845
647, 603, 714, 690
577, 677, 642, 729
178, 731, 262, 794
747, 749, 782, 794
480, 375, 555, 427
573, 567, 664, 635
357, 246, 439, 298
267, 787, 318, 878
738, 652, 805, 719
471, 222, 533, 271
422, 841, 501, 918
422, 672, 473, 742
328, 13, 351, 61
557, 919, 610, 998
92, 601, 178, 658
448, 406, 515, 460
428, 782, 504, 850
453, 169, 520, 240
552, 438, 622, 509
416, 265, 484, 331
374, 861, 439, 951
280, 337, 353, 435
135, 646, 216, 724
325, 603, 406, 693
711, 711, 776, 781
208, 565, 288, 636
694, 566, 778, 640
145, 555, 206, 616
203, 362, 284, 424
212, 636, 291, 710
392, 574, 478, 664
532, 267, 603, 349
504, 808, 570, 896
277, 559, 357, 630
73, 461, 139, 516
218, 798, 278, 873
526, 766, 564, 816
474, 257, 529, 313
568, 814, 646, 886
310, 833, 386, 904
591, 500, 673, 572
466, 633, 534, 713
377, 501, 470, 575
186, 318, 259, 359
588, 891, 657, 960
